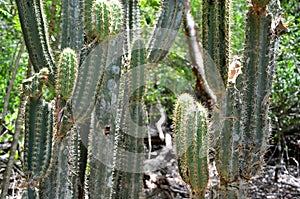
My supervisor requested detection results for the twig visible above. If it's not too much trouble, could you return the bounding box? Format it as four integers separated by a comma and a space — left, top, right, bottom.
183, 0, 217, 106
0, 41, 25, 134
148, 126, 152, 160
155, 98, 166, 142
0, 94, 26, 199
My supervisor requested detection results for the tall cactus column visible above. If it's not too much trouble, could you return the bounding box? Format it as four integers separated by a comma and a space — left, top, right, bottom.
215, 1, 275, 198
173, 94, 209, 198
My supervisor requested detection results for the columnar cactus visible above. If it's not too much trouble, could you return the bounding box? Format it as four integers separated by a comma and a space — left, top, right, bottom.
56, 48, 78, 101
15, 0, 184, 198
176, 0, 283, 198
12, 0, 284, 198
173, 93, 208, 198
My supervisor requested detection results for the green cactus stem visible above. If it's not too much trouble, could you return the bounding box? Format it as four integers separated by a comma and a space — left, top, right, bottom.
110, 40, 147, 198
56, 48, 78, 101
173, 93, 209, 198
147, 0, 185, 63
16, 0, 56, 78
214, 2, 275, 198
201, 0, 230, 86
239, 4, 273, 179
61, 0, 84, 53
23, 97, 53, 182
90, 0, 123, 40
88, 48, 123, 199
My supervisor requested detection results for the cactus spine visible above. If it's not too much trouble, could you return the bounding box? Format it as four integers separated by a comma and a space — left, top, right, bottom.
173, 94, 208, 198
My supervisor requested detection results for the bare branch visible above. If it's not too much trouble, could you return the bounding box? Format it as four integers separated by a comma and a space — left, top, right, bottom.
183, 0, 217, 106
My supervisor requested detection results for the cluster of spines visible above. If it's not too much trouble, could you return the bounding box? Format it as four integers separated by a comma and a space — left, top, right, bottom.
56, 48, 78, 101
22, 68, 49, 98
23, 97, 53, 181
173, 93, 209, 198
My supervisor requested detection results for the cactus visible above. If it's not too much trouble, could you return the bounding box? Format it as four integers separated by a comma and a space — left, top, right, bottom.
12, 0, 283, 198
23, 97, 53, 182
173, 93, 208, 198
177, 0, 282, 198
56, 48, 78, 101
84, 0, 123, 41
16, 0, 56, 81
110, 39, 147, 199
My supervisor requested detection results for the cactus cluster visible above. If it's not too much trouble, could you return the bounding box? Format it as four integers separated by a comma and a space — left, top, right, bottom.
7, 0, 282, 198
173, 0, 282, 198
15, 0, 184, 198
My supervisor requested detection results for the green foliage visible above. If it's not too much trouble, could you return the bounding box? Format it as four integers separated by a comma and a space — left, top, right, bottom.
271, 0, 300, 132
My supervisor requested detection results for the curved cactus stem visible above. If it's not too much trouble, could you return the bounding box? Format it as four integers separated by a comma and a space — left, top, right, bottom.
16, 0, 56, 80
173, 93, 209, 198
147, 0, 185, 63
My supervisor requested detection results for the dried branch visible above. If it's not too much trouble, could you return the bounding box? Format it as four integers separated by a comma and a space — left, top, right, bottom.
0, 94, 26, 199
183, 0, 217, 106
0, 41, 25, 134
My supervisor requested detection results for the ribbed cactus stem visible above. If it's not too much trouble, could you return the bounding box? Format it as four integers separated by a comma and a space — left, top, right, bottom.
173, 93, 209, 198
16, 0, 56, 78
71, 41, 107, 123
56, 48, 78, 101
88, 39, 123, 198
215, 60, 242, 183
23, 97, 53, 182
110, 39, 147, 199
147, 0, 185, 63
202, 0, 230, 85
61, 0, 84, 54
90, 0, 123, 40
239, 4, 273, 179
